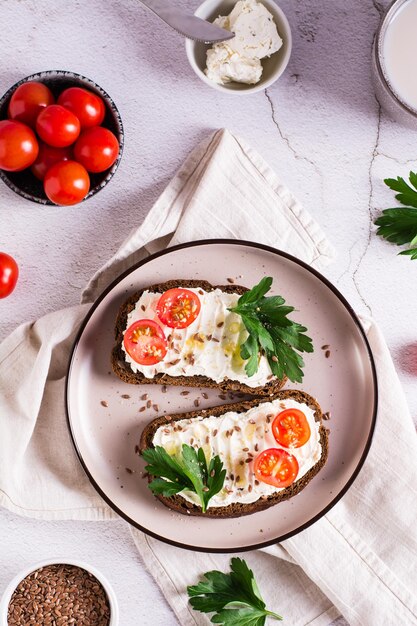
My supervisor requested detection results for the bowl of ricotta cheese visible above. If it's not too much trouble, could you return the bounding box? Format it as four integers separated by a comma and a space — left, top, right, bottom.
185, 0, 292, 93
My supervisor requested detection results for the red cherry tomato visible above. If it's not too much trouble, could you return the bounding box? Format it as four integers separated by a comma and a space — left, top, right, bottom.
254, 448, 299, 488
44, 160, 90, 206
8, 81, 54, 128
0, 252, 19, 299
36, 105, 80, 147
123, 319, 167, 365
0, 120, 39, 171
272, 409, 311, 449
73, 127, 119, 173
156, 289, 201, 329
31, 142, 73, 181
57, 87, 105, 129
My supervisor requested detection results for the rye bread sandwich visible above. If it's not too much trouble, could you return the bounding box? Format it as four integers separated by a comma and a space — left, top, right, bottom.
112, 277, 313, 395
140, 389, 329, 518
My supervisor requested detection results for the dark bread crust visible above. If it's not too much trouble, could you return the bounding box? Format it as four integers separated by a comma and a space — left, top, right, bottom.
140, 389, 329, 518
111, 279, 287, 396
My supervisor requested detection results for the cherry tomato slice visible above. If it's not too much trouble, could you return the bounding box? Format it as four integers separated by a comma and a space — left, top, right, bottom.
0, 252, 19, 299
0, 120, 39, 171
156, 289, 201, 329
57, 87, 105, 129
254, 448, 299, 488
36, 105, 80, 148
73, 127, 119, 173
123, 319, 167, 365
272, 409, 311, 448
31, 142, 73, 181
8, 81, 54, 128
44, 160, 90, 206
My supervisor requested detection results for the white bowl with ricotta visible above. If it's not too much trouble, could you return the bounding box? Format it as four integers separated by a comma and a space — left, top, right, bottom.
185, 0, 292, 94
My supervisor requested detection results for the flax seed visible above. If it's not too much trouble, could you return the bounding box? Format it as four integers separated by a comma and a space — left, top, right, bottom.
7, 564, 110, 626
100, 400, 108, 407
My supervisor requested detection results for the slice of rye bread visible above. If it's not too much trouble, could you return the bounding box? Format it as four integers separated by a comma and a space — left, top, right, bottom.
140, 389, 329, 518
111, 279, 287, 396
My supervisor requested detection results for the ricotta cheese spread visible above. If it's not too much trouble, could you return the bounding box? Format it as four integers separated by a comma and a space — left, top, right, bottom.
152, 398, 322, 508
122, 288, 275, 387
205, 0, 282, 85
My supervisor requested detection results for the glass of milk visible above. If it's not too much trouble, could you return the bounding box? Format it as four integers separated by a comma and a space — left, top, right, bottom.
372, 0, 417, 127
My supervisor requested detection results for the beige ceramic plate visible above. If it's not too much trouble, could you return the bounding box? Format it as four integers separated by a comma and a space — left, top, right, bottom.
66, 240, 377, 552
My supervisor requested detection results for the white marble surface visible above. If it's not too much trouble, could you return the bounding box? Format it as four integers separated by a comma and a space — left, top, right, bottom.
1, 0, 416, 624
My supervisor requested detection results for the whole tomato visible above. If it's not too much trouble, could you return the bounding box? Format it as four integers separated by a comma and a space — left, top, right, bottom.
44, 160, 90, 205
57, 87, 105, 129
0, 120, 39, 171
36, 105, 80, 148
31, 142, 73, 181
0, 252, 19, 299
8, 81, 54, 128
74, 126, 119, 173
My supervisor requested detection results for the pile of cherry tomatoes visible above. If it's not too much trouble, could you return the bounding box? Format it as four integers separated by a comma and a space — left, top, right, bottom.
0, 81, 120, 205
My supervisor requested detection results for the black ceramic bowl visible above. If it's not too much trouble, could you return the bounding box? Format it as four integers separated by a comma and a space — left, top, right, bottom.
0, 70, 124, 205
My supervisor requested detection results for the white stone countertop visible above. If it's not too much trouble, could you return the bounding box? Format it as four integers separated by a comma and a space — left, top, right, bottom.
1, 0, 416, 624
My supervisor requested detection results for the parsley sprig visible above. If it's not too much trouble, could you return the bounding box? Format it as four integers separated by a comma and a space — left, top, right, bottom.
374, 172, 417, 260
229, 277, 313, 383
188, 557, 283, 625
142, 444, 226, 513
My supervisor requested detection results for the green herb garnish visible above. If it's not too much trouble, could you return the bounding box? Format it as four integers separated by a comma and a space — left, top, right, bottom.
374, 172, 417, 259
142, 444, 226, 513
188, 557, 283, 625
229, 276, 313, 383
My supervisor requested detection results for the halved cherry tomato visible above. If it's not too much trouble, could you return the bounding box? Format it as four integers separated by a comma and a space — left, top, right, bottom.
254, 448, 299, 488
156, 289, 201, 329
0, 120, 39, 171
36, 105, 80, 147
31, 142, 73, 181
272, 409, 311, 448
73, 127, 119, 173
0, 252, 19, 299
8, 81, 54, 128
44, 160, 90, 205
123, 319, 167, 365
57, 87, 105, 129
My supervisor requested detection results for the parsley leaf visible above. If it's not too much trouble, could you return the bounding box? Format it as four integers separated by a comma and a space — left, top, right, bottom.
142, 444, 226, 513
374, 172, 417, 259
187, 557, 283, 625
229, 277, 313, 383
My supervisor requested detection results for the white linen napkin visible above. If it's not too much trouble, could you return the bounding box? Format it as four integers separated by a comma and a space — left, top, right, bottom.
0, 129, 416, 626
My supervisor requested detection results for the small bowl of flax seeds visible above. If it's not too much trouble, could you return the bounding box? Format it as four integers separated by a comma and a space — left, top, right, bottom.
0, 559, 119, 625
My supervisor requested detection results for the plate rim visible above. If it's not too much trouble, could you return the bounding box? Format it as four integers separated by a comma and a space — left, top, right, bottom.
65, 238, 378, 553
